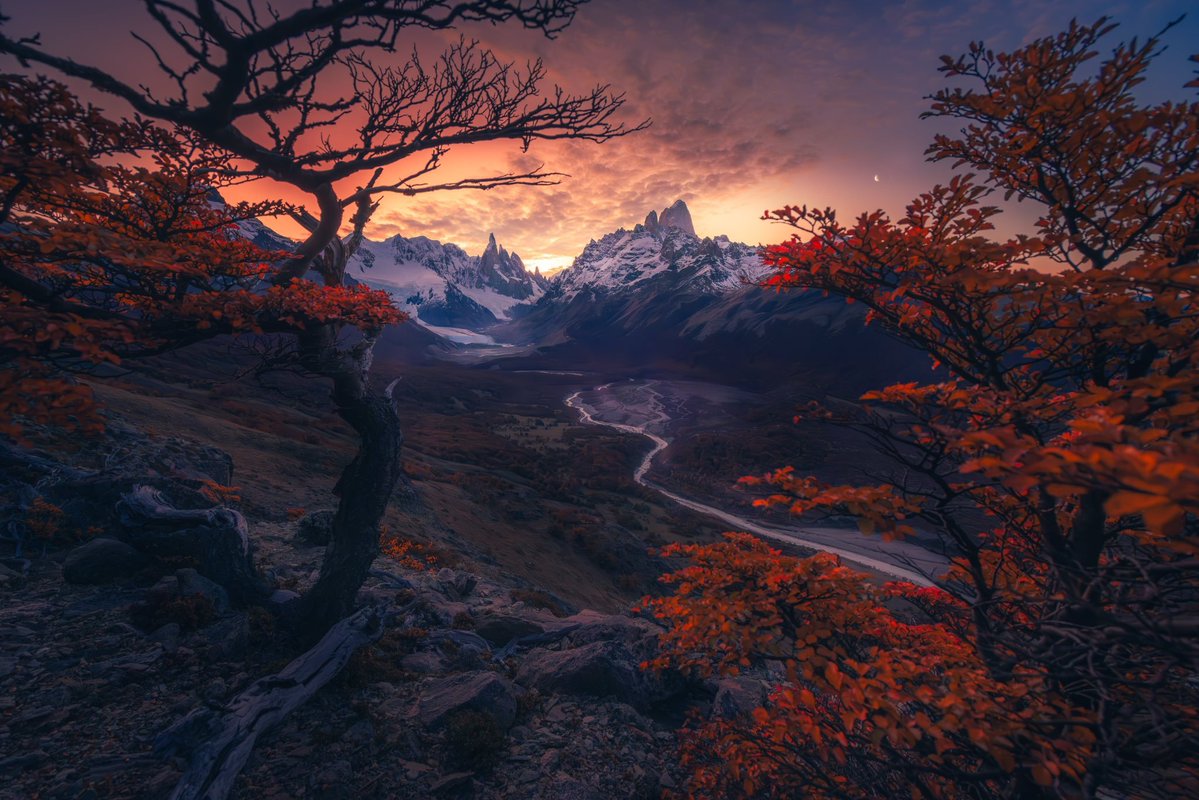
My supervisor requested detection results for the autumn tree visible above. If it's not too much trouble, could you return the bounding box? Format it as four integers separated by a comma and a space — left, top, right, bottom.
643, 18, 1199, 799
0, 0, 641, 633
0, 76, 337, 433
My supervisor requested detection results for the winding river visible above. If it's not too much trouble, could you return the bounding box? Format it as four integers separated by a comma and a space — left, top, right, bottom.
566, 382, 940, 587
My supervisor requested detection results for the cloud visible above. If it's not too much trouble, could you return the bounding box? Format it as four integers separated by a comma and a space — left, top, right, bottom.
7, 0, 1195, 267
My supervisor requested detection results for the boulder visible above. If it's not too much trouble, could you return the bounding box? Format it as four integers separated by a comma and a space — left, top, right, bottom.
400, 652, 446, 674
474, 614, 544, 647
268, 588, 300, 608
436, 568, 477, 600
416, 595, 472, 627
561, 611, 662, 647
515, 641, 656, 707
710, 677, 769, 720
0, 561, 23, 588
175, 568, 231, 614
418, 671, 520, 731
201, 614, 249, 659
295, 510, 335, 546
62, 538, 149, 585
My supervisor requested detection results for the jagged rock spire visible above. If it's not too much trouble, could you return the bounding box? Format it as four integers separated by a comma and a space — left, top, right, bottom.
658, 199, 695, 236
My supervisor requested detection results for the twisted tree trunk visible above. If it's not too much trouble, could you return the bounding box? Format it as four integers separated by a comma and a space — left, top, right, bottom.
283, 186, 406, 637
295, 329, 404, 635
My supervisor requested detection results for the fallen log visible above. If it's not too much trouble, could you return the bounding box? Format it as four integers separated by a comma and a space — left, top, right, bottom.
155, 604, 387, 800
119, 484, 251, 552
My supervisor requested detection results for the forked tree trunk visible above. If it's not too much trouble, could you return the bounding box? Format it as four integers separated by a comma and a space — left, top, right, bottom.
281, 186, 406, 637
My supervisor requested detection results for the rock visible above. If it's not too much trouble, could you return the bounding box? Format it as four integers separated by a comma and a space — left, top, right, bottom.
175, 568, 230, 614
710, 677, 769, 720
202, 677, 228, 703
0, 561, 23, 588
62, 538, 148, 585
309, 759, 352, 791
418, 671, 520, 731
437, 568, 477, 600
561, 611, 662, 648
658, 199, 697, 236
151, 575, 180, 596
202, 614, 249, 658
268, 588, 301, 607
429, 772, 474, 795
428, 629, 492, 660
419, 596, 473, 627
295, 509, 335, 546
342, 718, 375, 746
400, 652, 446, 674
117, 487, 269, 606
148, 623, 182, 651
514, 641, 659, 708
542, 774, 604, 800
0, 749, 48, 773
474, 614, 544, 647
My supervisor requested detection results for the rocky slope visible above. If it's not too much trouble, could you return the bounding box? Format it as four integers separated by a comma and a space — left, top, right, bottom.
0, 432, 718, 799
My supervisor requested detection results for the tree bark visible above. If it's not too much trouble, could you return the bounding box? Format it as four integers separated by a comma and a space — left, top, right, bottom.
296, 362, 404, 635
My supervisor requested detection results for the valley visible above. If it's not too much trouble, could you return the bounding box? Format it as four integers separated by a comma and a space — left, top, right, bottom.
565, 380, 942, 585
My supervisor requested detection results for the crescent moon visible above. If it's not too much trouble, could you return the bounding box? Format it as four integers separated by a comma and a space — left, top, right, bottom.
873, 174, 880, 182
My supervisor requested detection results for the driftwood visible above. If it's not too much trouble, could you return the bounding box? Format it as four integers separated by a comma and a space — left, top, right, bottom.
156, 604, 387, 800
118, 485, 269, 604
120, 484, 251, 551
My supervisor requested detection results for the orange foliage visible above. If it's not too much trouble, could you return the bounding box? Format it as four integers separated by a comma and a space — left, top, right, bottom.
195, 479, 242, 506
647, 18, 1199, 800
642, 535, 1097, 798
0, 75, 403, 441
23, 496, 69, 542
380, 527, 438, 572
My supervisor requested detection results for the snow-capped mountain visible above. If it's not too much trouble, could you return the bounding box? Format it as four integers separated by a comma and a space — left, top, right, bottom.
497, 199, 776, 346
492, 199, 924, 390
550, 200, 765, 301
351, 232, 546, 335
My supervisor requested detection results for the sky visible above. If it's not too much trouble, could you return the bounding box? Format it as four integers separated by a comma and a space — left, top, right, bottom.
2, 0, 1196, 272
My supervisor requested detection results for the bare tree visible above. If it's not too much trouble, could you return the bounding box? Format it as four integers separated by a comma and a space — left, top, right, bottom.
0, 0, 645, 634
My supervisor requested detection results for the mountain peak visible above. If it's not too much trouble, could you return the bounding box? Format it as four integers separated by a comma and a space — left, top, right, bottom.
658, 199, 695, 236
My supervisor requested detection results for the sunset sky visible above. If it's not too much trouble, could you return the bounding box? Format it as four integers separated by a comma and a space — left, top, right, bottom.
4, 0, 1196, 272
